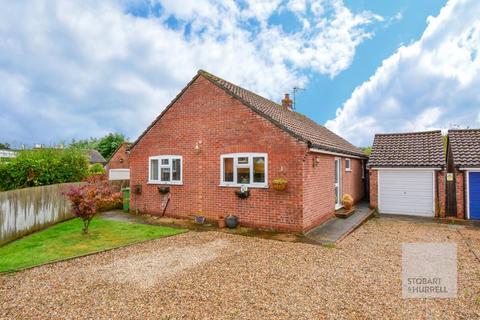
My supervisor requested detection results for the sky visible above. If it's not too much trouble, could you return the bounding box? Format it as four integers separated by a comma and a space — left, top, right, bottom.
0, 0, 478, 148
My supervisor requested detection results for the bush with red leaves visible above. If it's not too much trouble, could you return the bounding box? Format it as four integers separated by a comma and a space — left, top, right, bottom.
64, 180, 122, 234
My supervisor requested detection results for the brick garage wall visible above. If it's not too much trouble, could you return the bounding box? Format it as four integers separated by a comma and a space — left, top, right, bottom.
368, 169, 378, 210
303, 154, 365, 231
129, 76, 308, 232
436, 170, 446, 217
455, 169, 465, 219
106, 144, 130, 170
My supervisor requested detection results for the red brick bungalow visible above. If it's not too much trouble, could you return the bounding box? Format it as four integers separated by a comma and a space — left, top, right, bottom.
128, 70, 367, 232
105, 142, 131, 180
446, 129, 480, 220
368, 131, 446, 217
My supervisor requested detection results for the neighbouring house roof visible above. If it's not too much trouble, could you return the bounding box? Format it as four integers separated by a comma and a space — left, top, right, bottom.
106, 142, 131, 163
368, 130, 445, 168
86, 149, 107, 164
448, 129, 480, 168
130, 70, 366, 158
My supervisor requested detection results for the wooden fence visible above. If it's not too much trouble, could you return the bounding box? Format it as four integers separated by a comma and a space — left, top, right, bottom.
0, 183, 80, 246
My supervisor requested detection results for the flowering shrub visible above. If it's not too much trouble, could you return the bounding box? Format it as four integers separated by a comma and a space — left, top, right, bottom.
64, 180, 122, 233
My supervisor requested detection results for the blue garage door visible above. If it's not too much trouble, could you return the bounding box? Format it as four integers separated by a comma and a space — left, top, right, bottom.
469, 172, 480, 220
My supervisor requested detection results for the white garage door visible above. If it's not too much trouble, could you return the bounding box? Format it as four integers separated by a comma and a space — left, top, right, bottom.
378, 170, 434, 217
109, 169, 130, 180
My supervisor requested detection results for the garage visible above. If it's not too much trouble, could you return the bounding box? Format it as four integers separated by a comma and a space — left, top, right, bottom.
368, 131, 445, 218
378, 170, 434, 216
467, 171, 480, 220
109, 169, 130, 181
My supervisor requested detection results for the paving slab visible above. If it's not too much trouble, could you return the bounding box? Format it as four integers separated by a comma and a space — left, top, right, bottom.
305, 201, 373, 244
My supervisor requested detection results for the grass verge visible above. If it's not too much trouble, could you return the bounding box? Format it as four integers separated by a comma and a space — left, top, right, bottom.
0, 217, 186, 272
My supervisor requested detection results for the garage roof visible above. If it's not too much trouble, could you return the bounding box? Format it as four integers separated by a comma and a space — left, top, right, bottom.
448, 129, 480, 168
368, 130, 445, 168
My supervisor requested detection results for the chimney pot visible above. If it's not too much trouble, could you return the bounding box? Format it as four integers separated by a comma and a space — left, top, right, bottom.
281, 93, 293, 110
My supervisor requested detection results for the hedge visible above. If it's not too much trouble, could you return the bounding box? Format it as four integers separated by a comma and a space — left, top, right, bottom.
0, 148, 89, 191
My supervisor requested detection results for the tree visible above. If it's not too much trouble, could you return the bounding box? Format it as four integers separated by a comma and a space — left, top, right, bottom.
361, 146, 372, 156
0, 143, 10, 149
70, 133, 125, 160
63, 177, 122, 233
96, 133, 125, 160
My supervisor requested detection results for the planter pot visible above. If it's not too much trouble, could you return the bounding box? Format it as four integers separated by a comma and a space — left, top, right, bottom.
218, 216, 226, 228
194, 215, 206, 224
235, 190, 250, 199
272, 182, 288, 191
225, 215, 239, 229
343, 201, 353, 210
158, 186, 170, 194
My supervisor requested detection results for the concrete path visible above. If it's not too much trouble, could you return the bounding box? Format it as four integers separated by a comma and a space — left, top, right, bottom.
99, 210, 151, 225
305, 202, 373, 245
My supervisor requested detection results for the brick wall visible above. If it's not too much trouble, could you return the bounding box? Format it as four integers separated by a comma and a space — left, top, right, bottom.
106, 143, 130, 170
369, 169, 378, 210
455, 169, 465, 219
129, 76, 308, 232
436, 170, 446, 217
303, 154, 365, 231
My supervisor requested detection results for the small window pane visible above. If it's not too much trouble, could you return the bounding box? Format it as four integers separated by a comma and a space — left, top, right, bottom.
253, 157, 265, 183
161, 158, 169, 165
150, 159, 159, 180
346, 159, 351, 170
237, 157, 249, 165
223, 158, 234, 182
172, 158, 181, 181
237, 167, 250, 184
161, 167, 171, 181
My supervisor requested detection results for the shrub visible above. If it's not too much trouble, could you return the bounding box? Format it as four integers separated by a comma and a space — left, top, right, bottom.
63, 180, 122, 233
89, 163, 106, 175
0, 148, 89, 191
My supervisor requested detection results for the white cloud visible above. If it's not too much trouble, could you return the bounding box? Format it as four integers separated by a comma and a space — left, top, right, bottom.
0, 0, 380, 145
326, 0, 480, 146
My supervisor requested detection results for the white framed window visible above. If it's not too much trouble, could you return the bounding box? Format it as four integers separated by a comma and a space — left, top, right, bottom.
149, 155, 182, 184
345, 158, 351, 171
361, 160, 365, 179
220, 153, 268, 188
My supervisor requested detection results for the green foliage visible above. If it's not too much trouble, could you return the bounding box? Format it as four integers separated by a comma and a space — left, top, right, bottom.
361, 146, 372, 156
89, 163, 106, 175
69, 137, 98, 150
69, 133, 125, 160
96, 133, 125, 160
0, 148, 89, 191
0, 142, 10, 149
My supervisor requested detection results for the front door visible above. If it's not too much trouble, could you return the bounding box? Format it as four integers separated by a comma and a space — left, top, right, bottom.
335, 158, 342, 209
469, 172, 480, 220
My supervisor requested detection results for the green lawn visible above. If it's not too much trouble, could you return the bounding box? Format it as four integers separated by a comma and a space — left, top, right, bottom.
0, 217, 186, 272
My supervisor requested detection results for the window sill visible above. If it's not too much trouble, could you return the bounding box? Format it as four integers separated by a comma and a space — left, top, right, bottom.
219, 184, 268, 189
147, 181, 183, 185
345, 169, 352, 172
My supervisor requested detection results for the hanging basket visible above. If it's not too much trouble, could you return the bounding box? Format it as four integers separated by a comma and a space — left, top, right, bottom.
272, 178, 288, 191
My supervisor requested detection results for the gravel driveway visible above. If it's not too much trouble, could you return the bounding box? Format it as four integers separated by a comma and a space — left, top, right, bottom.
1, 218, 479, 319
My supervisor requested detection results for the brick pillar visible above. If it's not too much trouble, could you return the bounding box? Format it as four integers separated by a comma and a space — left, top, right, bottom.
456, 170, 465, 219
437, 170, 446, 217
369, 169, 378, 210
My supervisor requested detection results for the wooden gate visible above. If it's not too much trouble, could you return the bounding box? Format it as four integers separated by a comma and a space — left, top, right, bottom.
445, 175, 457, 217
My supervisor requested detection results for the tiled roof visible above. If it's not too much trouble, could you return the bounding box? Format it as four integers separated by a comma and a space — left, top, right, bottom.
198, 70, 365, 157
130, 70, 365, 157
86, 149, 107, 164
368, 130, 445, 168
448, 129, 480, 168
